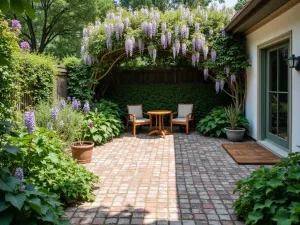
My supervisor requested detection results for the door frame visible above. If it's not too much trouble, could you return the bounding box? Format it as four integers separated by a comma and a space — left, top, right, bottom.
257, 31, 292, 152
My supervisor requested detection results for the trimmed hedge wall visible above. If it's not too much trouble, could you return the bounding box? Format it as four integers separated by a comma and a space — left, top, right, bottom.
104, 83, 232, 123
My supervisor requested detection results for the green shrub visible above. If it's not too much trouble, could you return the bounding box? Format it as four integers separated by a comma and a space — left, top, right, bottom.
233, 152, 300, 225
83, 111, 123, 145
197, 107, 248, 137
63, 56, 95, 101
0, 168, 68, 225
0, 122, 69, 224
35, 101, 84, 145
104, 83, 232, 122
5, 128, 98, 204
94, 99, 122, 119
0, 16, 20, 120
15, 52, 57, 105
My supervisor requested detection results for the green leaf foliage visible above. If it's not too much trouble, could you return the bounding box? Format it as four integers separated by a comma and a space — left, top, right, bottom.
104, 83, 231, 123
83, 99, 124, 145
63, 56, 95, 102
233, 152, 300, 225
197, 107, 248, 137
2, 128, 98, 204
0, 168, 68, 224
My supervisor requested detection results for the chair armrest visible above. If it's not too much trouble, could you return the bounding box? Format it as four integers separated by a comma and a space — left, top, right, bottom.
126, 113, 136, 122
186, 112, 194, 120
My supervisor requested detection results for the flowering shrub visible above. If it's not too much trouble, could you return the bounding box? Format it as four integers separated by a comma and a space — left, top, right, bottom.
0, 122, 69, 224
6, 127, 98, 204
35, 101, 84, 145
234, 152, 300, 225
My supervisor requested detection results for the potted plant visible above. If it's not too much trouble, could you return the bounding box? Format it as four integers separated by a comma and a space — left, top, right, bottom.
224, 106, 247, 142
71, 121, 94, 164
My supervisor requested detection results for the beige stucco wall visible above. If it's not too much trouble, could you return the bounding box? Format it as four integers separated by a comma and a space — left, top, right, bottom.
245, 3, 300, 153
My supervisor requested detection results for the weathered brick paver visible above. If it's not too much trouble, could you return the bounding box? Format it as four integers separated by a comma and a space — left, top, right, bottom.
68, 129, 258, 225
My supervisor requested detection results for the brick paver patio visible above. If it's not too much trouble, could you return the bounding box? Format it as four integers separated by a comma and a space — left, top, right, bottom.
67, 129, 258, 225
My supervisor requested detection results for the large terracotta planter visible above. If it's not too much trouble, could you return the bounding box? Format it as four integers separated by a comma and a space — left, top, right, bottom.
71, 141, 94, 164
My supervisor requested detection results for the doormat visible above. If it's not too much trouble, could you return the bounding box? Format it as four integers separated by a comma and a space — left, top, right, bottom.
222, 143, 282, 165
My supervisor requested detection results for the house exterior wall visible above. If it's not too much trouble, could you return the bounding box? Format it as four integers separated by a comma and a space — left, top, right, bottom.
245, 3, 300, 153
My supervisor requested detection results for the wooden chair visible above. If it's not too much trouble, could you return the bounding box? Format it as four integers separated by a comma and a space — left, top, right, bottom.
126, 104, 152, 136
170, 104, 195, 135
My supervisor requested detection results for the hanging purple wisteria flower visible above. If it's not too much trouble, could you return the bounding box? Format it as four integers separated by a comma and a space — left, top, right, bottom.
106, 38, 113, 51
115, 22, 124, 40
192, 38, 196, 51
188, 15, 194, 25
175, 39, 180, 56
221, 30, 226, 38
125, 18, 130, 29
220, 80, 225, 91
47, 122, 53, 130
172, 45, 176, 59
203, 68, 208, 80
152, 49, 157, 61
196, 52, 200, 63
83, 102, 90, 114
195, 23, 200, 31
231, 74, 236, 85
24, 111, 35, 134
181, 43, 187, 56
59, 120, 64, 128
180, 24, 189, 39
167, 32, 172, 46
138, 39, 144, 55
50, 108, 59, 121
152, 20, 157, 36
225, 67, 230, 77
11, 19, 21, 32
192, 53, 196, 67
161, 34, 167, 49
60, 100, 66, 109
20, 41, 30, 52
125, 38, 134, 57
215, 81, 220, 93
211, 51, 217, 63
203, 46, 208, 60
15, 168, 24, 180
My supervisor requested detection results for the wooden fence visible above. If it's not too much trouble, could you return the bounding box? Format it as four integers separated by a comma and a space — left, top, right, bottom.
17, 65, 68, 111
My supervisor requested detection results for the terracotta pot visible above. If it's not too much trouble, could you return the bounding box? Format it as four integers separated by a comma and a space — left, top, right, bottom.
71, 141, 94, 164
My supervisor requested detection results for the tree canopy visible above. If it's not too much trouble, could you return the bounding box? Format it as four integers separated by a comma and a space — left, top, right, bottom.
234, 0, 248, 11
11, 0, 114, 55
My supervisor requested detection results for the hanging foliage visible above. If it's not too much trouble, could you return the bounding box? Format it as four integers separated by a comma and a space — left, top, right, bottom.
80, 5, 249, 110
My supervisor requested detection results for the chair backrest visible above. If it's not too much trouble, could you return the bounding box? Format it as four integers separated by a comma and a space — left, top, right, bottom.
127, 104, 143, 120
178, 104, 193, 119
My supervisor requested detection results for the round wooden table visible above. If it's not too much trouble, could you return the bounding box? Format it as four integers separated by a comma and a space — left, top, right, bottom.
147, 110, 172, 139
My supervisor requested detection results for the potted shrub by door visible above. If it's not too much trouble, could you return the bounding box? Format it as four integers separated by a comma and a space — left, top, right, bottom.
71, 124, 94, 164
224, 106, 247, 142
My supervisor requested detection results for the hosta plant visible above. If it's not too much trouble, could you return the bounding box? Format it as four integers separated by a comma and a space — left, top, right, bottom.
197, 107, 248, 137
233, 152, 300, 225
83, 111, 123, 145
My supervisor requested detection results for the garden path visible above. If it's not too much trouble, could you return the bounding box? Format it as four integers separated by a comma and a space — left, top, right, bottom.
67, 128, 258, 225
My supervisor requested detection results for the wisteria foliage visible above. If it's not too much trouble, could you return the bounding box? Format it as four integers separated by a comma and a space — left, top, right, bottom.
81, 5, 233, 67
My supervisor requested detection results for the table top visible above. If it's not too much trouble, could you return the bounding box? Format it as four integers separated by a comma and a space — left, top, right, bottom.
147, 110, 172, 115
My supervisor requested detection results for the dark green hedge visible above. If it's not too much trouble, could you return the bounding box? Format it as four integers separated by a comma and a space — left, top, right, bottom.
104, 83, 231, 123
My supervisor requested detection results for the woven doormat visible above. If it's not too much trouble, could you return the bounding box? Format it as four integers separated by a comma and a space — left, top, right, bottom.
222, 143, 282, 165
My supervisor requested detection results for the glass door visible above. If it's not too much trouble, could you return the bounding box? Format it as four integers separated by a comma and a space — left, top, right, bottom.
266, 44, 289, 149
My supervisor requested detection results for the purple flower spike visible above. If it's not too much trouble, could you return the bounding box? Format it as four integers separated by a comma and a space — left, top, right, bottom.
161, 34, 167, 49
20, 41, 30, 52
204, 68, 208, 80
225, 67, 230, 77
175, 40, 180, 56
220, 80, 225, 91
50, 108, 59, 120
181, 43, 187, 56
24, 111, 35, 134
83, 102, 90, 114
11, 19, 21, 32
77, 101, 81, 109
215, 81, 220, 93
15, 168, 24, 180
72, 100, 78, 109
19, 185, 26, 191
47, 122, 53, 130
211, 51, 217, 63
231, 74, 236, 85
60, 100, 66, 109
59, 120, 64, 128
67, 96, 71, 102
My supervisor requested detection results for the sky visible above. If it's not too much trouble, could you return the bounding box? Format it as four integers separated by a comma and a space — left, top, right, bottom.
224, 0, 237, 8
